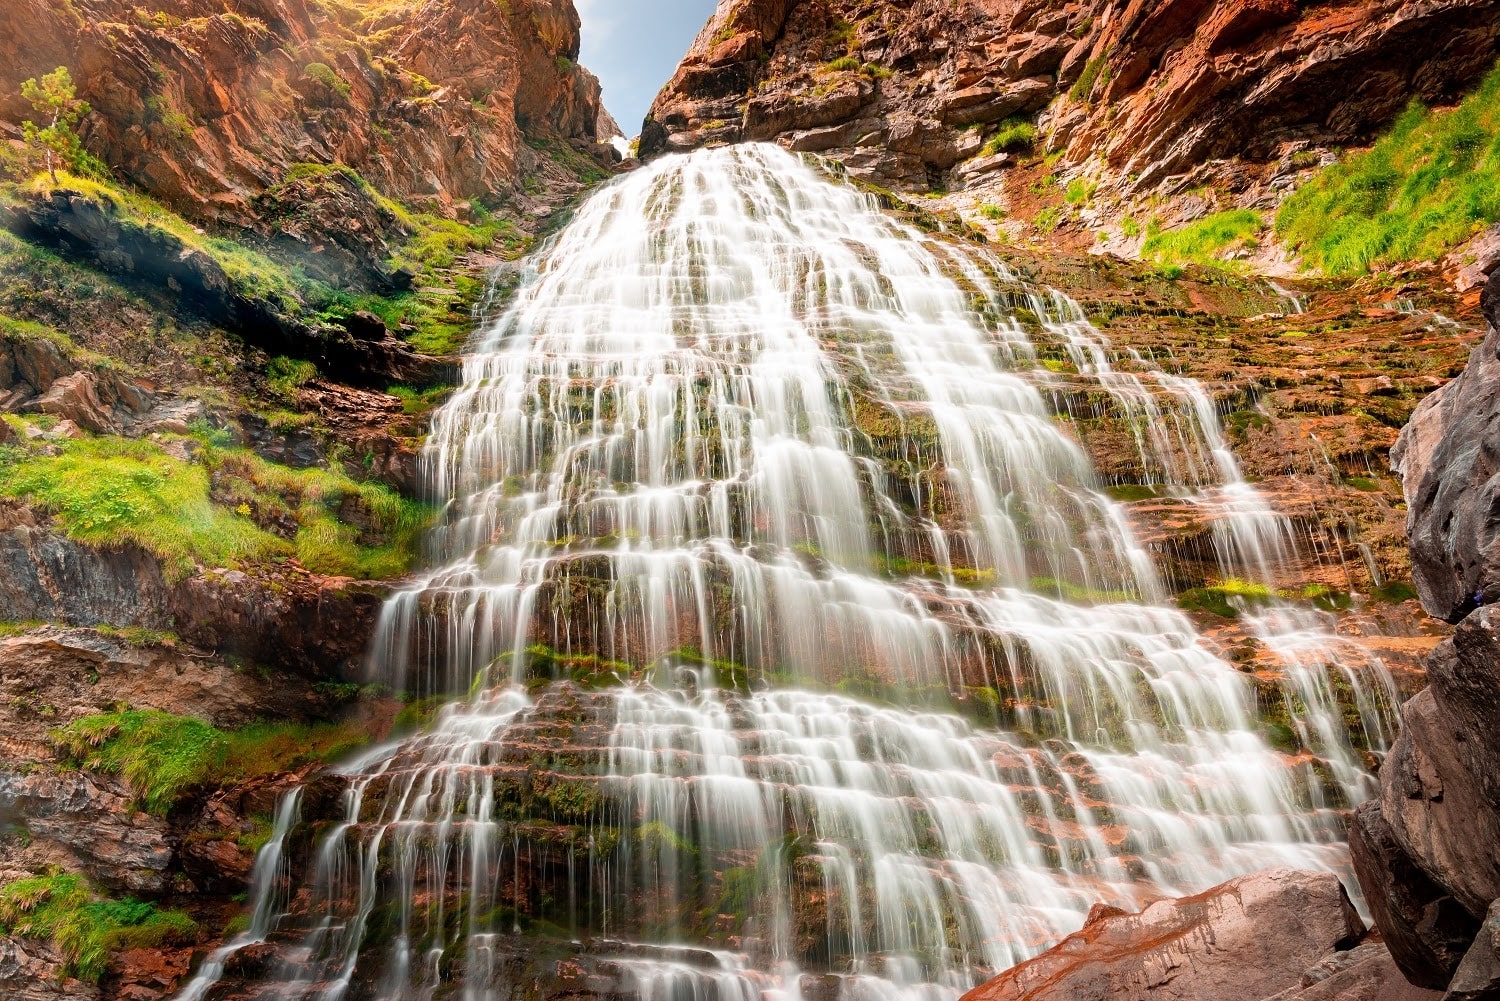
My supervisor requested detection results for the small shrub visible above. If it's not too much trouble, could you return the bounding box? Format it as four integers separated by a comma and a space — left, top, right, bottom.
826, 56, 861, 72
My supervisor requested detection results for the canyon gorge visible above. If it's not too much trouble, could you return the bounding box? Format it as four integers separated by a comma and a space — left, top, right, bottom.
0, 2, 1498, 1001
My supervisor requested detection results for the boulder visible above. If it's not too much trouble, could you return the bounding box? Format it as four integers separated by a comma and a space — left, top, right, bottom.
28, 371, 118, 434
1350, 800, 1481, 989
1266, 941, 1442, 1001
0, 771, 173, 892
1446, 901, 1500, 1001
1391, 271, 1500, 623
960, 869, 1365, 1001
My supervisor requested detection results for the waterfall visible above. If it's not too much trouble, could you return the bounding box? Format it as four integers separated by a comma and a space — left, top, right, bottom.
182, 144, 1400, 1001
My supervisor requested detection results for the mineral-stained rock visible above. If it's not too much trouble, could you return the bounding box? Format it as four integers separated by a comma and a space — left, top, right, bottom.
960, 868, 1365, 1001
1392, 272, 1500, 623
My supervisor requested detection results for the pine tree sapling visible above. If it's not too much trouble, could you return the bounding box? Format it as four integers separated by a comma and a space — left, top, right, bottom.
21, 66, 90, 184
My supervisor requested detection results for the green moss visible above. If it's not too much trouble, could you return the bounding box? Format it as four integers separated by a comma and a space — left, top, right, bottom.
53, 708, 372, 815
1141, 210, 1263, 270
1276, 62, 1500, 274
201, 445, 433, 579
1372, 581, 1419, 603
0, 432, 430, 581
303, 62, 352, 98
1177, 578, 1276, 618
0, 873, 197, 981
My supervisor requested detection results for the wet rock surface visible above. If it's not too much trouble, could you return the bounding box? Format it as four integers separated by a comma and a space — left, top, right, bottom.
1394, 272, 1500, 623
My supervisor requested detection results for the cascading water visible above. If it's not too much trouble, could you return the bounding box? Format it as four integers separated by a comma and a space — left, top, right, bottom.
181, 144, 1402, 1001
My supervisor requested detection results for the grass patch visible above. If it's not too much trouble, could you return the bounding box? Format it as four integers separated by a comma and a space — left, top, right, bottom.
0, 436, 284, 580
0, 873, 197, 980
983, 117, 1038, 155
0, 434, 431, 580
1064, 178, 1096, 205
53, 708, 372, 815
1276, 62, 1500, 274
1141, 210, 1263, 270
1069, 56, 1108, 102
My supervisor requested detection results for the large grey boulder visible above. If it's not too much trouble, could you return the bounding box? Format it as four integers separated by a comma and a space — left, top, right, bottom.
1392, 270, 1500, 623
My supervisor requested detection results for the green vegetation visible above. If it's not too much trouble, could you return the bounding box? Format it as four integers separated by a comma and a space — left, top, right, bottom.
0, 436, 279, 580
0, 434, 430, 580
20, 67, 90, 184
983, 117, 1038, 156
303, 62, 351, 98
826, 56, 861, 72
5, 155, 523, 358
1177, 578, 1277, 618
1276, 63, 1500, 274
1140, 210, 1263, 270
978, 204, 1006, 221
1069, 56, 1109, 103
54, 708, 371, 815
1064, 178, 1096, 205
0, 873, 196, 980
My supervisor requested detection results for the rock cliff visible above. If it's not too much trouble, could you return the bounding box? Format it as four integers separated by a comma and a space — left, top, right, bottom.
0, 0, 609, 230
643, 0, 1500, 214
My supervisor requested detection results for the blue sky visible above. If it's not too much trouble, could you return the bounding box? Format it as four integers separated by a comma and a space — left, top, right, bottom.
577, 0, 720, 137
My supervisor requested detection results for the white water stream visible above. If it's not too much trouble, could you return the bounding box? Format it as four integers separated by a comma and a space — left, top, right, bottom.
179, 144, 1399, 1001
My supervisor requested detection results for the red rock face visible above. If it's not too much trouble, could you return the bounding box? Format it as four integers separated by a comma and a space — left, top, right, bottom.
642, 0, 1500, 196
0, 0, 607, 226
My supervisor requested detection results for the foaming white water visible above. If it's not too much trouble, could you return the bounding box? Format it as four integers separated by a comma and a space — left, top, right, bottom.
181, 145, 1399, 1001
